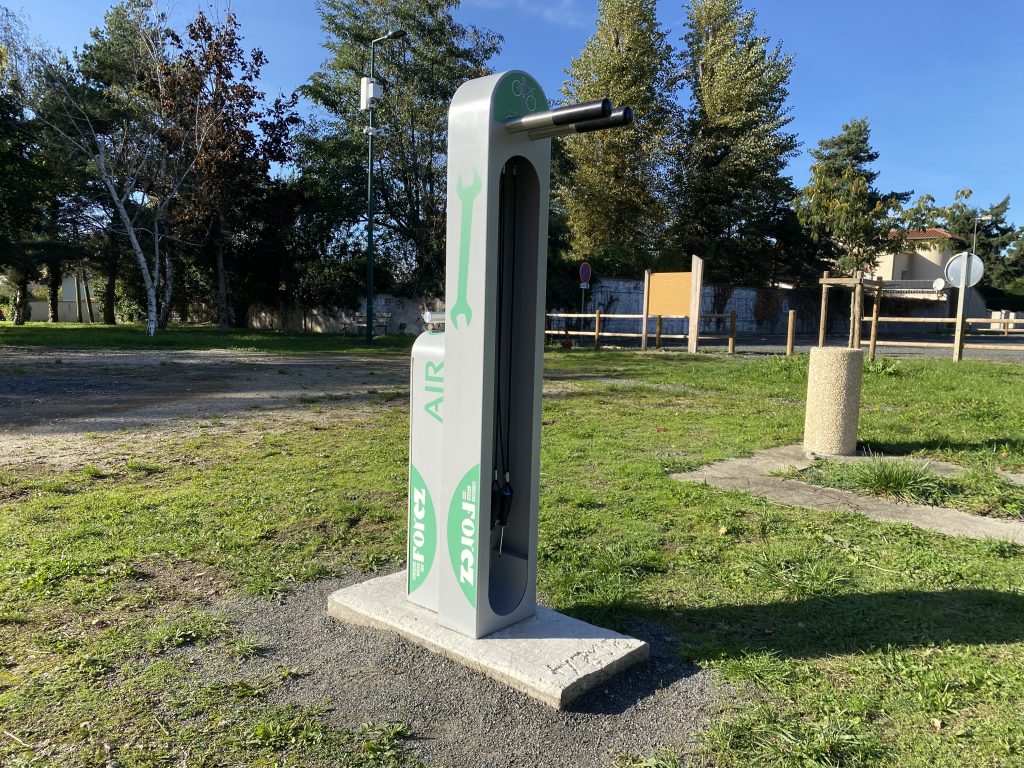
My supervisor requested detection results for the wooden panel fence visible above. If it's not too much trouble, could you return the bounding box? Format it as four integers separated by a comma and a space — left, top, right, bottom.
545, 311, 742, 352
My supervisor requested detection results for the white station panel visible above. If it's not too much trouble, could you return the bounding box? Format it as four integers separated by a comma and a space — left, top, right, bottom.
407, 331, 445, 611
405, 71, 631, 639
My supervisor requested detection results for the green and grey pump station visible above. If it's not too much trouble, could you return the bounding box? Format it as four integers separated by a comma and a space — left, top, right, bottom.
330, 71, 646, 710
408, 72, 631, 637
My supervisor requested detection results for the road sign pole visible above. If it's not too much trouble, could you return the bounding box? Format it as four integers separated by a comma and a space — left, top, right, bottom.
953, 262, 969, 362
948, 251, 983, 363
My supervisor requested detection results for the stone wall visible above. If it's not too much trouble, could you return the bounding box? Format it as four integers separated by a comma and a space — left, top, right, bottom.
247, 294, 441, 336
246, 279, 984, 341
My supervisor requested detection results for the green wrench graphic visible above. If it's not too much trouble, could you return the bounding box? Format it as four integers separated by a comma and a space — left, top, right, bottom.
451, 170, 482, 329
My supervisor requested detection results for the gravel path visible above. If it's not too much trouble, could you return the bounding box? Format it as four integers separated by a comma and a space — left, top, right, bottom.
221, 573, 726, 768
0, 348, 409, 473
0, 347, 409, 432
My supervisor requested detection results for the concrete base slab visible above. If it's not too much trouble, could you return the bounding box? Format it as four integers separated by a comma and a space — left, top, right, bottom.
674, 444, 1024, 544
327, 571, 649, 710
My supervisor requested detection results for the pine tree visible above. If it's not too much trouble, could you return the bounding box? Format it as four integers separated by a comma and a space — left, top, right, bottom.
560, 0, 675, 277
669, 0, 801, 285
303, 0, 500, 296
795, 117, 908, 275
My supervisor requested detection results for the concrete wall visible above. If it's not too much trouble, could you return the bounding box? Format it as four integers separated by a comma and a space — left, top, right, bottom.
27, 299, 103, 323
245, 278, 987, 342
22, 274, 102, 323
248, 293, 441, 336
563, 278, 812, 339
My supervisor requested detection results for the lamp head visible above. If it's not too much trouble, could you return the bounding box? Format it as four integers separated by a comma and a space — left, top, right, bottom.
384, 29, 407, 40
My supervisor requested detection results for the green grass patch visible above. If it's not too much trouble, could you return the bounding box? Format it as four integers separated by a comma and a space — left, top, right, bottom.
784, 456, 1024, 518
3, 350, 1024, 766
0, 322, 414, 355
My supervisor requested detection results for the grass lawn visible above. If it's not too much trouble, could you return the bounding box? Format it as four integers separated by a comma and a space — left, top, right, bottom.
778, 456, 1024, 519
0, 322, 415, 355
2, 342, 1024, 766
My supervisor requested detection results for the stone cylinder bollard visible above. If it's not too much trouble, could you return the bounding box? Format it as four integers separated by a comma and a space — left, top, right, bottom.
803, 347, 864, 456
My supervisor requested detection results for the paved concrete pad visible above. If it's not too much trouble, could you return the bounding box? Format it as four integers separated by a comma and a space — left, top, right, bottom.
674, 445, 1024, 544
327, 571, 650, 710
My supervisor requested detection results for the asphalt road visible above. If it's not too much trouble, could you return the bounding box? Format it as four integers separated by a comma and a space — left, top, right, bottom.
694, 333, 1024, 363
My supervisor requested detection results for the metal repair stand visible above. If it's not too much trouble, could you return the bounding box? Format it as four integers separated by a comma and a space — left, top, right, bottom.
329, 71, 648, 709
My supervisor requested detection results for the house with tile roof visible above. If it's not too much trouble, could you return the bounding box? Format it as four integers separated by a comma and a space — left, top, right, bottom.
875, 228, 966, 283
870, 228, 986, 315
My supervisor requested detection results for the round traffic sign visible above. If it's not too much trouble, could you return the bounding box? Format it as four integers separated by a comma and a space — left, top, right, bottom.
944, 252, 985, 289
579, 261, 592, 284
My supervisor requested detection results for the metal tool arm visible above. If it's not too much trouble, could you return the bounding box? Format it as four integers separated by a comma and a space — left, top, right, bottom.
525, 107, 633, 140
504, 99, 611, 133
504, 98, 633, 141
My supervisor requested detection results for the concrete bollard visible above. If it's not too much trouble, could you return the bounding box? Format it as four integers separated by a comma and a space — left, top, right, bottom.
803, 347, 864, 456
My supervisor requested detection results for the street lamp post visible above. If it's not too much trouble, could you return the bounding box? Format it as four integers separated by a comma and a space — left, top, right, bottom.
363, 29, 406, 344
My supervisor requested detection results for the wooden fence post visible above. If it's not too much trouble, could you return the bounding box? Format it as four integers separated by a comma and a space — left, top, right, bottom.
641, 269, 651, 351
728, 310, 736, 354
868, 286, 881, 361
852, 272, 864, 349
655, 315, 663, 349
953, 277, 968, 362
688, 255, 704, 354
786, 309, 796, 357
818, 270, 830, 347
594, 310, 602, 350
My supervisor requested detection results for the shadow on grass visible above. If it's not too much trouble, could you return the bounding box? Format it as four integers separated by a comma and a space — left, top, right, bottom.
863, 438, 1024, 460
567, 588, 1024, 667
0, 323, 415, 355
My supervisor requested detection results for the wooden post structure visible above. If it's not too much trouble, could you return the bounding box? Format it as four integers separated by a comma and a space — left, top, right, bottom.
641, 268, 651, 351
594, 309, 602, 350
75, 273, 84, 323
786, 309, 796, 357
868, 285, 882, 361
818, 270, 830, 347
953, 275, 969, 362
727, 310, 736, 354
655, 315, 663, 349
852, 271, 864, 349
687, 255, 704, 354
83, 272, 96, 323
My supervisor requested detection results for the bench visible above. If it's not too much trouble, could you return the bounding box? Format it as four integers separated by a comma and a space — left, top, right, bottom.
352, 312, 392, 335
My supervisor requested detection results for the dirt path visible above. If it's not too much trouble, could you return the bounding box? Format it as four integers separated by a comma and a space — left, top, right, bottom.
674, 444, 1024, 544
217, 574, 725, 768
0, 347, 408, 473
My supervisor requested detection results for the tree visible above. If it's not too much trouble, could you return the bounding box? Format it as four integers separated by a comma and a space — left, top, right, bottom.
0, 8, 45, 324
304, 0, 500, 296
31, 0, 215, 334
795, 117, 908, 275
560, 0, 675, 276
904, 189, 1023, 297
668, 0, 802, 286
170, 10, 298, 330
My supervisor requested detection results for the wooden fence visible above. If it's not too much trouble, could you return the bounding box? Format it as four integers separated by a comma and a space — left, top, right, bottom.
819, 270, 1024, 361
545, 310, 757, 354
865, 315, 1024, 360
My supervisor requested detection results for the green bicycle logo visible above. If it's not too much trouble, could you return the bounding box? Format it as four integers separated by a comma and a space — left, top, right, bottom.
511, 77, 538, 113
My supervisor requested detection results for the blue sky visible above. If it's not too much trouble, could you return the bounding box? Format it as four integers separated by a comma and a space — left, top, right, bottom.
21, 0, 1024, 223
